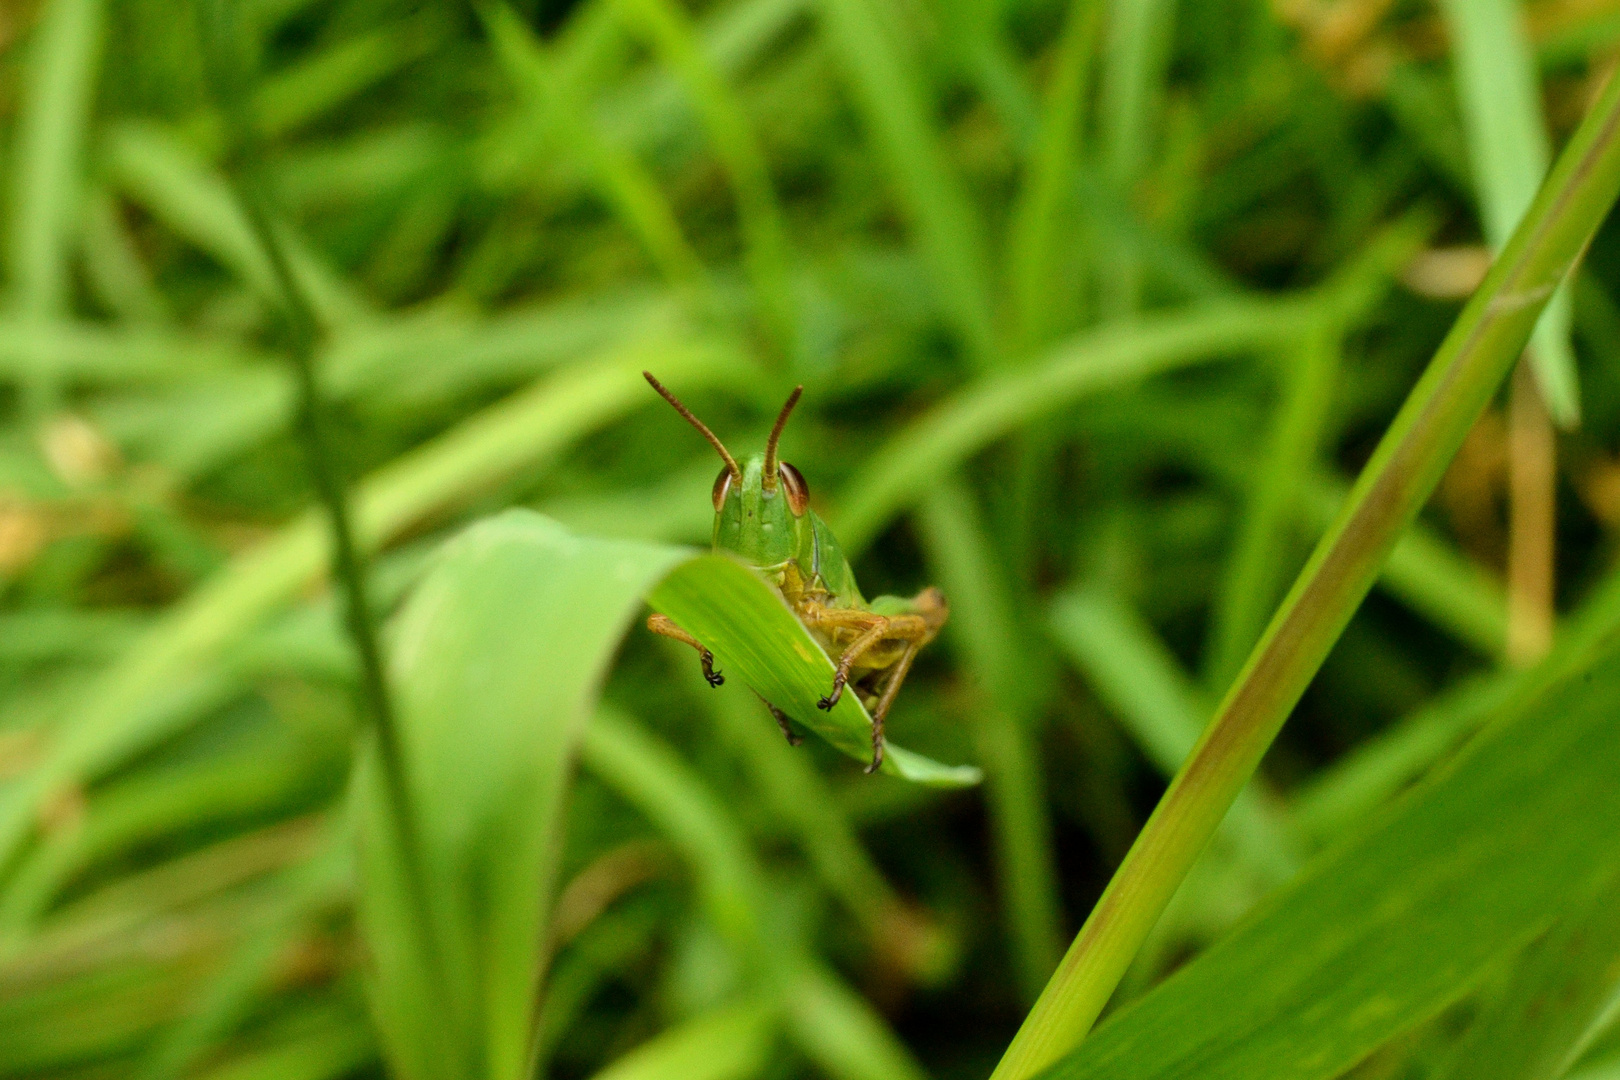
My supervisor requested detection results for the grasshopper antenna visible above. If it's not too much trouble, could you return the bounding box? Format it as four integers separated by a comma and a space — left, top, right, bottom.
644, 371, 741, 481
762, 385, 803, 491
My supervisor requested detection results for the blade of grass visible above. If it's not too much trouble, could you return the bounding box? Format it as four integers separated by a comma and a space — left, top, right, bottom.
6, 0, 104, 322
253, 19, 436, 139
482, 1, 710, 294
833, 295, 1322, 554
1047, 586, 1296, 883
355, 514, 696, 1080
79, 186, 169, 325
1296, 472, 1507, 659
583, 708, 930, 1080
1506, 357, 1558, 661
702, 684, 944, 981
197, 0, 419, 996
990, 68, 1620, 1080
813, 0, 998, 368
610, 0, 799, 360
192, 1019, 373, 1080
1007, 0, 1101, 352
1440, 0, 1580, 426
1041, 573, 1620, 1080
914, 479, 1063, 1001
1436, 867, 1620, 1080
586, 1001, 779, 1080
1205, 325, 1342, 692
1096, 0, 1177, 319
105, 122, 365, 326
134, 835, 351, 1080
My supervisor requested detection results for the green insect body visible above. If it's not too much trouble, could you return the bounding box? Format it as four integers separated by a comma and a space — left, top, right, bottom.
644, 372, 948, 773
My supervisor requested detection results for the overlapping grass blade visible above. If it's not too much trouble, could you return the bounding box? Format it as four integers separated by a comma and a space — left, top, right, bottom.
1040, 574, 1620, 1080
991, 70, 1620, 1080
1440, 0, 1580, 425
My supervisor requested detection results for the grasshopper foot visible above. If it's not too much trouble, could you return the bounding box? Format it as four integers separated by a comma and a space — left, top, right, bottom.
865, 734, 884, 774
698, 649, 723, 688
817, 675, 847, 711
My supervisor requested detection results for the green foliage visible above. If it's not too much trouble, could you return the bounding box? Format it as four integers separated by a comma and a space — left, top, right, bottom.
5, 0, 1620, 1078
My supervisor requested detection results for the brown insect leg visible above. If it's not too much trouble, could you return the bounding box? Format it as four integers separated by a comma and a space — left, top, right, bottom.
862, 640, 922, 774
761, 698, 803, 746
647, 614, 723, 687
816, 615, 891, 711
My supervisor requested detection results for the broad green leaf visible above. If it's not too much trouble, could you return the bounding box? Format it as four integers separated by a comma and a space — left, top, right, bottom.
357, 510, 971, 1079
355, 512, 693, 1080
1037, 637, 1620, 1080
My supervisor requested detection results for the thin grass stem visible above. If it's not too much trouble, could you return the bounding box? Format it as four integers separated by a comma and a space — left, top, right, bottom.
192, 0, 424, 964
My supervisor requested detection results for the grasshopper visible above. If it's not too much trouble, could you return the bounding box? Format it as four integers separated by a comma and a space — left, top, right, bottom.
644, 372, 948, 773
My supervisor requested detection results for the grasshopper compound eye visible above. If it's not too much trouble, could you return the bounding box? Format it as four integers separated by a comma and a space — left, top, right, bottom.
712, 465, 735, 512
778, 462, 809, 515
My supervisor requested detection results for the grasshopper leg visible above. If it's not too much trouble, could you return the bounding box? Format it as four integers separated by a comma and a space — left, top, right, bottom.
861, 640, 923, 774
647, 614, 723, 687
760, 698, 803, 746
813, 608, 935, 711
817, 616, 892, 711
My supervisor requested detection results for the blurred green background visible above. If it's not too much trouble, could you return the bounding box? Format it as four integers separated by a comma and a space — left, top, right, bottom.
4, 0, 1620, 1077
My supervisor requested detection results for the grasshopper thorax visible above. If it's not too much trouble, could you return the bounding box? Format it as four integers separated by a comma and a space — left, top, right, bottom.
644, 372, 811, 571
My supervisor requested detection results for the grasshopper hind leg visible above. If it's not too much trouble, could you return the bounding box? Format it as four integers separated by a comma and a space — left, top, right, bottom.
647, 614, 723, 687
860, 638, 924, 773
760, 698, 803, 746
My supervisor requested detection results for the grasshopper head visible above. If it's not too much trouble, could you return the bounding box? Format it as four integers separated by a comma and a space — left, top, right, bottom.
644, 373, 809, 568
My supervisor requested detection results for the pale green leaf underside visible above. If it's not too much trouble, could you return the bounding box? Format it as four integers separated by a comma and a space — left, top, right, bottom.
651, 557, 981, 787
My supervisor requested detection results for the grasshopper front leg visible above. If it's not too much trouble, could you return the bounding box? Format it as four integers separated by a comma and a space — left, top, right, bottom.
647, 614, 723, 687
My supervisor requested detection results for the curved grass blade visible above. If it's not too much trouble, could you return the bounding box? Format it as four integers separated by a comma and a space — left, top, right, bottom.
585, 1001, 778, 1080
582, 709, 931, 1080
357, 509, 968, 1078
356, 512, 694, 1080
